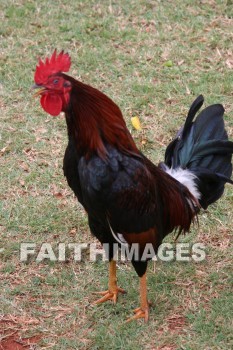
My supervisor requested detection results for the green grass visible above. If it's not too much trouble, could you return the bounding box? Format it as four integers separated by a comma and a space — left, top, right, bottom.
1, 0, 233, 349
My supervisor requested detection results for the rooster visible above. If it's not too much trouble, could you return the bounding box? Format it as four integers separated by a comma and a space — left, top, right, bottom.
33, 50, 233, 322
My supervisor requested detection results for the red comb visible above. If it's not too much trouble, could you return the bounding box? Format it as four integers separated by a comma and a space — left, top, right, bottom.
34, 49, 71, 85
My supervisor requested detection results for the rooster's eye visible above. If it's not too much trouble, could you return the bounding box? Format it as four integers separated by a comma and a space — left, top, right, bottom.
53, 79, 59, 85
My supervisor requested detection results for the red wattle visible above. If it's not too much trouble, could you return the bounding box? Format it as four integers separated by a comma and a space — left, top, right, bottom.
40, 94, 62, 116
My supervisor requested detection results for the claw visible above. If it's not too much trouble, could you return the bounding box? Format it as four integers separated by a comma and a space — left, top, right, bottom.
126, 301, 152, 323
126, 306, 149, 323
93, 287, 126, 305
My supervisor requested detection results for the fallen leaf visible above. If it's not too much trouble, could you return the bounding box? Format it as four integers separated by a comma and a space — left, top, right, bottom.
69, 228, 77, 235
0, 146, 9, 155
131, 116, 142, 130
53, 192, 64, 199
163, 60, 173, 67
186, 85, 191, 95
226, 59, 233, 68
19, 162, 29, 172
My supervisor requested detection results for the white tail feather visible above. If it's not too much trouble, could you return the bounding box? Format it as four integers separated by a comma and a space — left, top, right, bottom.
164, 166, 201, 200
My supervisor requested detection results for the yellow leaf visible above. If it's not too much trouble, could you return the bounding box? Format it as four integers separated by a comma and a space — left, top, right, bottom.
131, 116, 141, 130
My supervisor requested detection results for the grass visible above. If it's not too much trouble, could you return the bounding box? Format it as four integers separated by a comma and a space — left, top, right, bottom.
1, 0, 233, 349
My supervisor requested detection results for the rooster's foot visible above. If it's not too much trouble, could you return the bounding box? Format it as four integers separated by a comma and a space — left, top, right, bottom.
93, 287, 126, 305
126, 302, 151, 323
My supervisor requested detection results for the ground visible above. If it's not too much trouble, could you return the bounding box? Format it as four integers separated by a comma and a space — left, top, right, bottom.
1, 0, 233, 349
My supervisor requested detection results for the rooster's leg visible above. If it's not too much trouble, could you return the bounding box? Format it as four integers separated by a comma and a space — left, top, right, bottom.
93, 260, 126, 304
126, 272, 150, 322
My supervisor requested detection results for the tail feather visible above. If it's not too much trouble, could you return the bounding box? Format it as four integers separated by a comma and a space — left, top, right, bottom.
189, 140, 233, 165
165, 95, 204, 166
182, 94, 204, 139
193, 104, 226, 142
163, 95, 233, 209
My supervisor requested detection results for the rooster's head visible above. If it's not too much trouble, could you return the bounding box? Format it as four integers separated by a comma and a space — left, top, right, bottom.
33, 50, 72, 116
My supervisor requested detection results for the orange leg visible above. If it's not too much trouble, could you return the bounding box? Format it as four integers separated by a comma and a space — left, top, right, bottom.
93, 260, 126, 304
126, 272, 150, 322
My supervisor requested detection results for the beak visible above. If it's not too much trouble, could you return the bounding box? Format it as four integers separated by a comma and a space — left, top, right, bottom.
32, 84, 46, 97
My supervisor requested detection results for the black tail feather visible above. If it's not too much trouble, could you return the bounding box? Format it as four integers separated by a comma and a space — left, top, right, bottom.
165, 95, 204, 167
182, 94, 204, 140
164, 95, 233, 209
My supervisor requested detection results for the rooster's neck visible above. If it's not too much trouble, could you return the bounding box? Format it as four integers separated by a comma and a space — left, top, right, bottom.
64, 78, 139, 159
